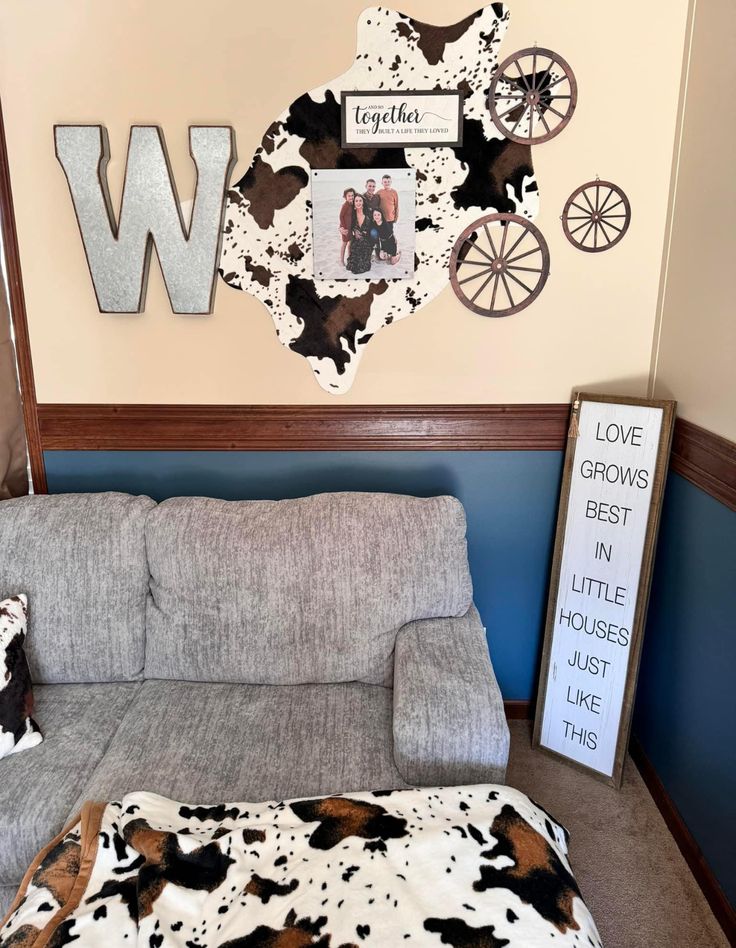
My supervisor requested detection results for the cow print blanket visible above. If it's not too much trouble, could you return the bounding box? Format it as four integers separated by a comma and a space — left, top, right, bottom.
1, 785, 602, 947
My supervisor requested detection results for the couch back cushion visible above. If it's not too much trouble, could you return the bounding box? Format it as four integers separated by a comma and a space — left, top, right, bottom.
145, 492, 473, 685
0, 492, 155, 683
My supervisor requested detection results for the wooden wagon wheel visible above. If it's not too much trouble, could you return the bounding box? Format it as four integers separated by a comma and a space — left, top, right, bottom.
450, 213, 550, 317
488, 47, 577, 145
562, 181, 631, 252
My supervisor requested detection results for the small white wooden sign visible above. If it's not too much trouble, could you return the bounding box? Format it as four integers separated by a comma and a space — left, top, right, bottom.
533, 394, 675, 787
341, 91, 463, 148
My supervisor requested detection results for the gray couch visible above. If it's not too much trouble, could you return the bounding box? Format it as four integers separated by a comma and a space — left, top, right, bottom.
0, 490, 509, 914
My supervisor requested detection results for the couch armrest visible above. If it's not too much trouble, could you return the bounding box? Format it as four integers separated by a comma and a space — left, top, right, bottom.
392, 605, 510, 786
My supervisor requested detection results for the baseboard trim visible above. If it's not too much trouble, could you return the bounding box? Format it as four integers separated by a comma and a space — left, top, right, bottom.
503, 699, 533, 719
630, 738, 735, 943
504, 701, 735, 941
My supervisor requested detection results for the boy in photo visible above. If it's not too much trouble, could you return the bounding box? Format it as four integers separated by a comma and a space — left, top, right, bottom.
378, 173, 399, 260
378, 174, 399, 225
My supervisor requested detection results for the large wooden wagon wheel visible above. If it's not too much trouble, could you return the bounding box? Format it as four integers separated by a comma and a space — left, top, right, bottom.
450, 213, 550, 317
562, 181, 631, 252
488, 47, 577, 144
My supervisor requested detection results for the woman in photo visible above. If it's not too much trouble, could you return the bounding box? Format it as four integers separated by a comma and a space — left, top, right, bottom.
371, 208, 401, 265
338, 187, 355, 268
346, 194, 375, 274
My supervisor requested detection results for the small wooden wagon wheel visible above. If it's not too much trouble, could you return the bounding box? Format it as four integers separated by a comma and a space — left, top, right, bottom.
488, 47, 577, 144
562, 181, 631, 252
450, 213, 550, 317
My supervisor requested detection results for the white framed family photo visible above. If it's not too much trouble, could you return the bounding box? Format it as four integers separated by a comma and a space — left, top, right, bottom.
311, 168, 415, 281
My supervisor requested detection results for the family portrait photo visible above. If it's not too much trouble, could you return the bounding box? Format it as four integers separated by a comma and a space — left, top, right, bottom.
311, 168, 415, 280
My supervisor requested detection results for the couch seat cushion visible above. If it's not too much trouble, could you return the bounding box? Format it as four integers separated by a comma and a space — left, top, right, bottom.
73, 680, 408, 806
0, 682, 139, 886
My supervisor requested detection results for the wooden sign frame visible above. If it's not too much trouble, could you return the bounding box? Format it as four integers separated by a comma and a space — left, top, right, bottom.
533, 393, 676, 788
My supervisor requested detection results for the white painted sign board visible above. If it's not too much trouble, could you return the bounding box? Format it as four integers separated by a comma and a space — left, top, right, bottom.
533, 394, 675, 787
341, 91, 463, 148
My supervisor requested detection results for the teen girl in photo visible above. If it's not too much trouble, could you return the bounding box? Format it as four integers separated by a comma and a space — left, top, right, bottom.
371, 208, 401, 265
338, 187, 355, 267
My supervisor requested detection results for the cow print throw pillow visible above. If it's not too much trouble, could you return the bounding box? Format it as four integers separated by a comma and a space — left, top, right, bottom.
0, 594, 43, 759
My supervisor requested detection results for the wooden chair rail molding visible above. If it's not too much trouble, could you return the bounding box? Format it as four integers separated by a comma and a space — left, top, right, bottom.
33, 405, 736, 510
670, 418, 736, 511
36, 403, 571, 452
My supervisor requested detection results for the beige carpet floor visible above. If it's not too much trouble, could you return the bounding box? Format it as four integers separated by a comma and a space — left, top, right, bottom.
506, 721, 729, 948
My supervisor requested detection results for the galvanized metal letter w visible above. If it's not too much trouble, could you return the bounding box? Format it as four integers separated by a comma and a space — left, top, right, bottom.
55, 125, 235, 313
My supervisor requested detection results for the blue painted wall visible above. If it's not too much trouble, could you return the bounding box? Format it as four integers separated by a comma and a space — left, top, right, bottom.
43, 449, 563, 700
634, 474, 736, 909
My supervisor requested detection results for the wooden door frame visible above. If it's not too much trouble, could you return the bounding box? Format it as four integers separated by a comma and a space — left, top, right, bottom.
0, 98, 47, 491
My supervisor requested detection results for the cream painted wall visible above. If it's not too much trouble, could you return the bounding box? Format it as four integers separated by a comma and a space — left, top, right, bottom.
0, 0, 690, 404
651, 0, 736, 441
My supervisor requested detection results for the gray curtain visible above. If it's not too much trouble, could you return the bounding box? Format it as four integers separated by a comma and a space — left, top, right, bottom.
0, 264, 28, 497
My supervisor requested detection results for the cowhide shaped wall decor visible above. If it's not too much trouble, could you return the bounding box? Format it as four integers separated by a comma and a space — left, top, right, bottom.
219, 4, 539, 394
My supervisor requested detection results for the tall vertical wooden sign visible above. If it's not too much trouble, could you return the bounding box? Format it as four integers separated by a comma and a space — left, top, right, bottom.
533, 393, 676, 787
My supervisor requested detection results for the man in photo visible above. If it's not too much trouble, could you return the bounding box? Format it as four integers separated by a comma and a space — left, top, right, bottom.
339, 187, 355, 268
363, 179, 381, 261
363, 178, 381, 214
